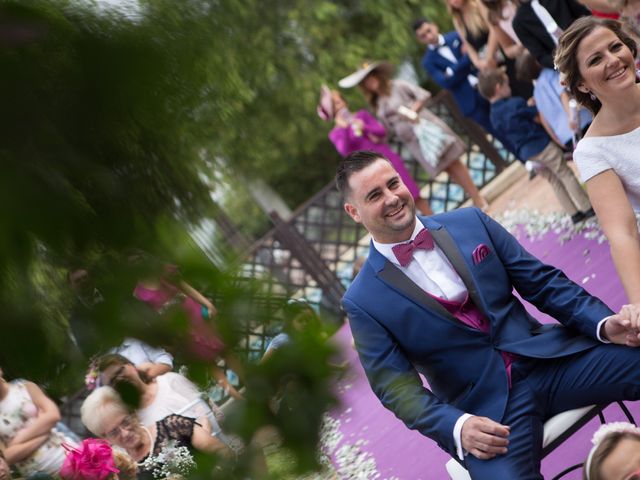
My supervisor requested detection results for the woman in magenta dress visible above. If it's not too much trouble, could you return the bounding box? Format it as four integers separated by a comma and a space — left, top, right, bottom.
132, 260, 243, 400
318, 86, 433, 215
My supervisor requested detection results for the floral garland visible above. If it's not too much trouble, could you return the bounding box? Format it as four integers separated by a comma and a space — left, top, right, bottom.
84, 360, 99, 391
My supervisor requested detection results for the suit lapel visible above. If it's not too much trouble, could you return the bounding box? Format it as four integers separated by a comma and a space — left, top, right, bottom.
446, 34, 463, 61
430, 226, 487, 317
369, 217, 489, 327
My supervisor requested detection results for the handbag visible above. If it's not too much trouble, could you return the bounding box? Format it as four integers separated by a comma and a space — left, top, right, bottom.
412, 118, 456, 169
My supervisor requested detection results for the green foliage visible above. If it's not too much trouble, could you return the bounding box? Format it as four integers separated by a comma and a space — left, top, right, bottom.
160, 0, 453, 208
0, 2, 342, 476
0, 1, 457, 476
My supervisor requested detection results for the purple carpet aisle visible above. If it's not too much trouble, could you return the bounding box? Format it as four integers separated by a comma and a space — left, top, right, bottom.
321, 213, 638, 479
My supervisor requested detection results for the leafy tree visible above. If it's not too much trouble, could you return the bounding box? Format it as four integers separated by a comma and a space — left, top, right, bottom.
0, 0, 454, 475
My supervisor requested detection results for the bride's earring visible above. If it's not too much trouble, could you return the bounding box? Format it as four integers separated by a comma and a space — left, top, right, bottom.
588, 90, 596, 101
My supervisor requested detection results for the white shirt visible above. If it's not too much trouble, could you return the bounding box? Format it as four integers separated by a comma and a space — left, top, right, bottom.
110, 337, 174, 368
373, 218, 471, 459
372, 217, 609, 460
428, 35, 479, 88
138, 372, 221, 434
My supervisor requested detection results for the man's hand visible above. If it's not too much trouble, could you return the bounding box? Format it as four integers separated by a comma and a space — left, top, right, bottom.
461, 416, 510, 460
602, 304, 640, 346
137, 362, 172, 379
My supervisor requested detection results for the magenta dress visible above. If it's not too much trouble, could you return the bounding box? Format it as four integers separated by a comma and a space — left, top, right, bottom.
134, 276, 225, 362
329, 110, 422, 199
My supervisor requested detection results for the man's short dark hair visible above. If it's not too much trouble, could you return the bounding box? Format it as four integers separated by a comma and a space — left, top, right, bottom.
412, 17, 433, 32
477, 67, 507, 100
335, 150, 389, 197
515, 51, 541, 83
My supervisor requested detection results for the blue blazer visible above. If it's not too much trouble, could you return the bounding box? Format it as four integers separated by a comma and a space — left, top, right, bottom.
422, 31, 483, 116
342, 208, 612, 457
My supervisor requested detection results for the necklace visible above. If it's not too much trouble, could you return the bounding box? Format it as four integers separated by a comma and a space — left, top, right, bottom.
133, 425, 154, 462
142, 425, 154, 452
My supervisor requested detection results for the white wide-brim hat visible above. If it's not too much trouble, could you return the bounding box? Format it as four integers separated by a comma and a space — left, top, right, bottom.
338, 61, 393, 88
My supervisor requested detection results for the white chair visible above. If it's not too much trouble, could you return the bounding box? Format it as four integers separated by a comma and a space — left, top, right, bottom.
446, 402, 635, 480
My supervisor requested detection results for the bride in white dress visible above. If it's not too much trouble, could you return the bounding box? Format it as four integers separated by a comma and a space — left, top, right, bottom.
556, 16, 640, 311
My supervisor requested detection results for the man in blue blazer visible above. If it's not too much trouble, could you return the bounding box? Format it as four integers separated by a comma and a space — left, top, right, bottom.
413, 19, 491, 133
338, 150, 640, 479
413, 18, 518, 157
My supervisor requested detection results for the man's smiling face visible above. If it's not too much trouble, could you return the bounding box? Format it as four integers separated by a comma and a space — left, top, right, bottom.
344, 158, 416, 244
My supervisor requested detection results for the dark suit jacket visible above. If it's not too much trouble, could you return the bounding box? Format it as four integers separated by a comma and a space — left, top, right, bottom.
421, 31, 482, 116
342, 208, 612, 457
513, 0, 590, 69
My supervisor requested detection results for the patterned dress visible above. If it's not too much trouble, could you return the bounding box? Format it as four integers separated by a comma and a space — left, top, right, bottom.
0, 380, 77, 477
376, 80, 466, 177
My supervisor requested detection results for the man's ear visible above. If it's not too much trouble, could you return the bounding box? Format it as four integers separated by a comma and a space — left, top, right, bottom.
344, 202, 361, 224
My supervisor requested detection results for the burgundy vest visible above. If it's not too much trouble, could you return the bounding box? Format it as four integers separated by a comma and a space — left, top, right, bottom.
429, 292, 517, 387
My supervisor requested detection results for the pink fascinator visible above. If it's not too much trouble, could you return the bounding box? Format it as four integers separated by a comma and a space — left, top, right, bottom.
317, 84, 334, 121
60, 439, 120, 480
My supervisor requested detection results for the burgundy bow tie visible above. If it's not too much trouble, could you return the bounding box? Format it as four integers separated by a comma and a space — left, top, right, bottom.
392, 229, 435, 267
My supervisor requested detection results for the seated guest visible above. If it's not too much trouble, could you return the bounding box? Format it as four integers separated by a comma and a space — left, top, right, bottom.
478, 67, 594, 224
108, 337, 173, 380
261, 301, 320, 363
95, 354, 223, 437
583, 422, 640, 480
81, 386, 230, 478
515, 51, 592, 151
0, 367, 78, 478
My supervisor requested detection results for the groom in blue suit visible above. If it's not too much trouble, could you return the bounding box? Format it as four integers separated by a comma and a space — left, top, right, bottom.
338, 150, 640, 479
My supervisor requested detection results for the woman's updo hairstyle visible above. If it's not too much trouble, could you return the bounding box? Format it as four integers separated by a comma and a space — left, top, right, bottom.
555, 16, 637, 115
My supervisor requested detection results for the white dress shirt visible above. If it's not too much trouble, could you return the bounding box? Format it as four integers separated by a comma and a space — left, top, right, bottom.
373, 218, 471, 459
372, 218, 610, 460
428, 34, 478, 87
110, 337, 174, 368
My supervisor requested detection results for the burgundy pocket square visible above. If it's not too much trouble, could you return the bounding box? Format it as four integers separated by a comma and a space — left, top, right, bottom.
472, 244, 491, 265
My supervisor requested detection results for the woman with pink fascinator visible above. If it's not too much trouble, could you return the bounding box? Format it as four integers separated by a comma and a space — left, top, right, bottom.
318, 85, 433, 215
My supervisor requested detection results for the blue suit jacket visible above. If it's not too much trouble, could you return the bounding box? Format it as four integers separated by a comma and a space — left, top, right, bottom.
342, 208, 612, 457
422, 31, 483, 116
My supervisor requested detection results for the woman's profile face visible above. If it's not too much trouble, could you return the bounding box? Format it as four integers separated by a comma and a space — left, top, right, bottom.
576, 26, 636, 100
447, 0, 465, 10
361, 74, 380, 93
101, 362, 140, 387
599, 437, 640, 480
